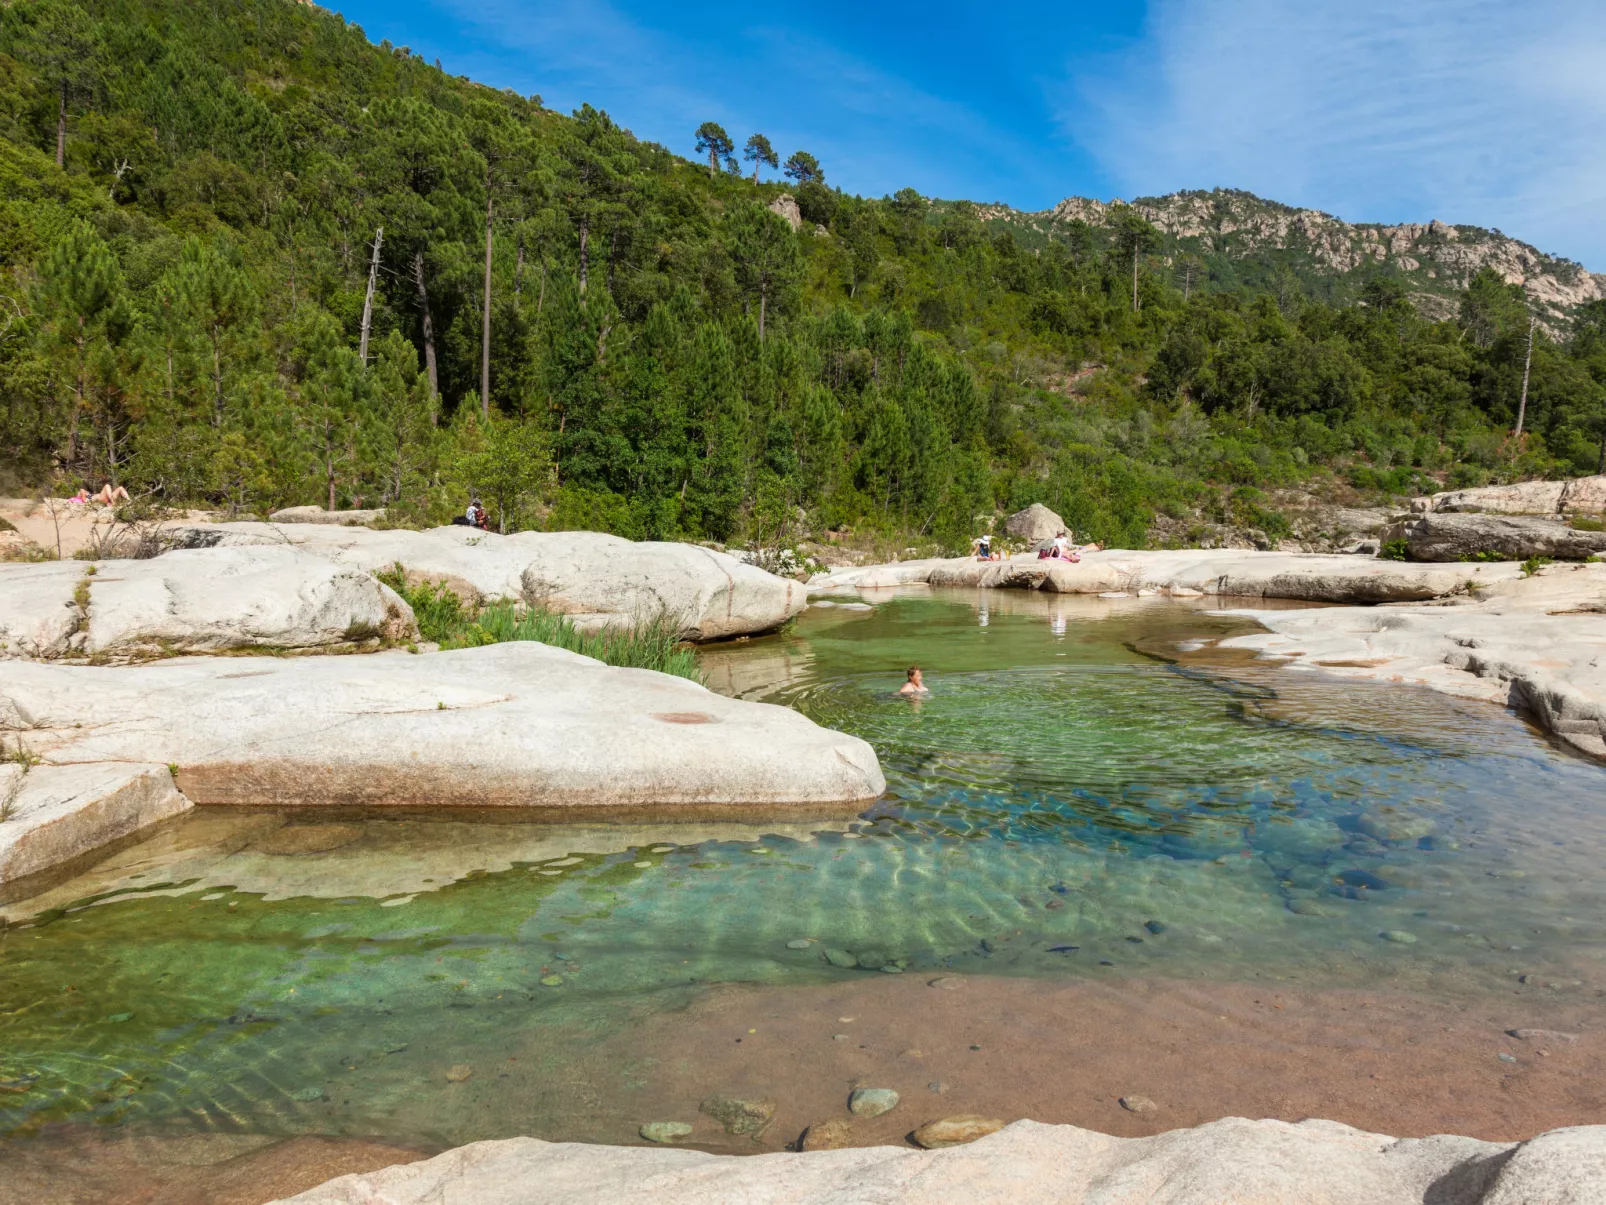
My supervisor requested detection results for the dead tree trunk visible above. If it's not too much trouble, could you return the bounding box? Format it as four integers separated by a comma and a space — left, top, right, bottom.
514, 232, 525, 302
412, 249, 439, 399
1513, 315, 1536, 438
359, 226, 383, 367
577, 214, 590, 297
481, 186, 494, 418
56, 81, 67, 168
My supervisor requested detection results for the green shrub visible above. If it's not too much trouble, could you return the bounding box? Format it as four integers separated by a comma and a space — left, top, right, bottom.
1458, 550, 1505, 563
1378, 539, 1409, 561
376, 567, 702, 681
1569, 516, 1604, 532
1520, 556, 1552, 577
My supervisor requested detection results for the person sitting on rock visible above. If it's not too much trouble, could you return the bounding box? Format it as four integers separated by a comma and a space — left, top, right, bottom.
467, 498, 489, 529
972, 533, 999, 561
898, 666, 929, 696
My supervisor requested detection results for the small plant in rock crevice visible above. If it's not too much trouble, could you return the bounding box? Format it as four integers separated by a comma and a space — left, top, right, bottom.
375, 566, 703, 682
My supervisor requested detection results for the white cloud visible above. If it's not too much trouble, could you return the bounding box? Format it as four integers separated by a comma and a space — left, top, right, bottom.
1066, 0, 1606, 266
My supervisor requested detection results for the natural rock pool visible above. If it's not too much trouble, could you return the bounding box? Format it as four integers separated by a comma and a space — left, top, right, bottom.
3, 591, 1604, 1200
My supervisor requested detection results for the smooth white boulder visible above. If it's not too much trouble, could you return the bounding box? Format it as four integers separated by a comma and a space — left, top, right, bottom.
83, 546, 417, 657
0, 561, 85, 659
0, 762, 190, 891
169, 524, 806, 641
0, 643, 885, 818
269, 1117, 1606, 1205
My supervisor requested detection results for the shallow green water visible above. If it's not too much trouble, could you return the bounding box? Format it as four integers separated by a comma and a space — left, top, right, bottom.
3, 591, 1604, 1148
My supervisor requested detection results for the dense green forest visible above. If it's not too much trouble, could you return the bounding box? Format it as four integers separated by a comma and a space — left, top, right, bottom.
2, 0, 1605, 552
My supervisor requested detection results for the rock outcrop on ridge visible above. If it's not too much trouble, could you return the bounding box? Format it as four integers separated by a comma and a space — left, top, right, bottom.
0, 642, 885, 889
170, 523, 805, 641
271, 1116, 1606, 1205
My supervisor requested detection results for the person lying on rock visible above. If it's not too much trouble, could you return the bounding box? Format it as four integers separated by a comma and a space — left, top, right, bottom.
1037, 531, 1103, 562
94, 483, 130, 506
898, 666, 929, 696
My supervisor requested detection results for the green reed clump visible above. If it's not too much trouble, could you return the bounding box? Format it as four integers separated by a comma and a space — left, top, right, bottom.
376, 566, 702, 682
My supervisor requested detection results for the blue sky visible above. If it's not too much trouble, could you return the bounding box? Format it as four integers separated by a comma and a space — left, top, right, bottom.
327, 0, 1606, 269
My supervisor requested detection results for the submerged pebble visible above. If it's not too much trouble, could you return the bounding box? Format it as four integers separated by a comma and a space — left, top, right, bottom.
640, 1121, 693, 1143
849, 1088, 900, 1117
786, 939, 812, 950
1380, 930, 1418, 945
823, 948, 858, 968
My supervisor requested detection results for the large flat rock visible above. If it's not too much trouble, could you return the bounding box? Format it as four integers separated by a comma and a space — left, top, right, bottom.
814, 549, 1522, 603
0, 561, 85, 659
0, 762, 190, 892
0, 643, 885, 816
270, 1117, 1606, 1205
169, 523, 805, 641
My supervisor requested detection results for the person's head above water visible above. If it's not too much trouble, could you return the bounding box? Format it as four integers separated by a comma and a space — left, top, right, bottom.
907, 666, 922, 683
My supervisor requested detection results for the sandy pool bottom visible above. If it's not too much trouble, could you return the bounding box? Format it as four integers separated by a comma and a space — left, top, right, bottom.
4, 968, 1601, 1205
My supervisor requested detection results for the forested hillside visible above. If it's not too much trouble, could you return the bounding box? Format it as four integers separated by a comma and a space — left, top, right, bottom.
2, 0, 1605, 553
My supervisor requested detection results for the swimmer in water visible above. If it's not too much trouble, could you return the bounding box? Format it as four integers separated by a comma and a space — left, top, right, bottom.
898, 666, 929, 696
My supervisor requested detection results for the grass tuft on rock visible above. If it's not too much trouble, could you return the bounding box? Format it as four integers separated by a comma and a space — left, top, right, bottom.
377, 567, 703, 682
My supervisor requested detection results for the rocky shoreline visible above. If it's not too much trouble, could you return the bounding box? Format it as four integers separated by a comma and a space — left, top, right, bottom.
0, 525, 865, 898
274, 1117, 1605, 1204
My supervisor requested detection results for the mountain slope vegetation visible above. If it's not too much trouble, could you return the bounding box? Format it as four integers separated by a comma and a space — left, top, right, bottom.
2, 0, 1605, 553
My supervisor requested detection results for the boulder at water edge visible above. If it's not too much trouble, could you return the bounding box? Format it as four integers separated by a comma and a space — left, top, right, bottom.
167, 524, 805, 641
0, 641, 884, 819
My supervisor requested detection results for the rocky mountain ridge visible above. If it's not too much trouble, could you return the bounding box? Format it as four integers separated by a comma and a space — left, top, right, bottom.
975, 188, 1603, 316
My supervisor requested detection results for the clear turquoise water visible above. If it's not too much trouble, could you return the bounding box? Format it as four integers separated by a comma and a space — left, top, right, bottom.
2, 591, 1604, 1148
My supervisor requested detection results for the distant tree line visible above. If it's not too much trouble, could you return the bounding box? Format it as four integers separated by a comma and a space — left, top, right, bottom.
2, 0, 1603, 551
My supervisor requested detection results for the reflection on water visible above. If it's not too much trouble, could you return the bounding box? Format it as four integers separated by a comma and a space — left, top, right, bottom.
3, 590, 1604, 1150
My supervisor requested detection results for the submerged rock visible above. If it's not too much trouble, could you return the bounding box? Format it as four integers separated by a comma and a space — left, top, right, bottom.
1119, 1095, 1159, 1115
639, 1122, 693, 1143
823, 948, 858, 969
698, 1094, 776, 1137
1356, 809, 1435, 843
1380, 930, 1419, 944
848, 1088, 899, 1118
